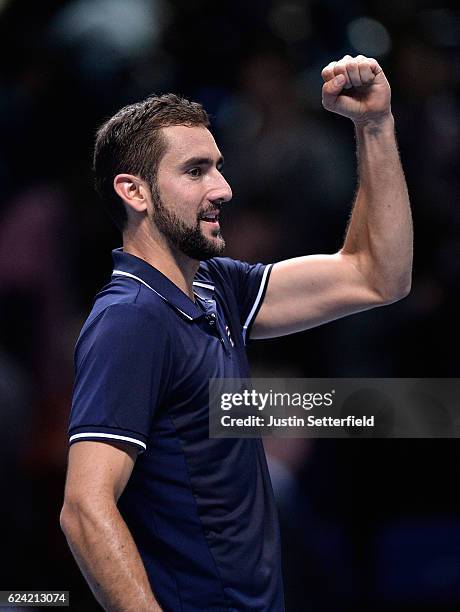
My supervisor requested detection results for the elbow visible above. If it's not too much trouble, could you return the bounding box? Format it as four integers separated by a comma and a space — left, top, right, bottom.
341, 251, 412, 307
397, 278, 412, 300
376, 277, 412, 305
59, 497, 96, 539
60, 499, 79, 538
60, 492, 117, 537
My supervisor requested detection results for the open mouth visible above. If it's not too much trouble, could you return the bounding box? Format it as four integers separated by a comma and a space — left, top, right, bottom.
200, 212, 220, 224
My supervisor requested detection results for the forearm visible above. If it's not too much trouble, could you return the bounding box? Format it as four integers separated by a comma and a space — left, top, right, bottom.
61, 501, 161, 611
341, 114, 413, 301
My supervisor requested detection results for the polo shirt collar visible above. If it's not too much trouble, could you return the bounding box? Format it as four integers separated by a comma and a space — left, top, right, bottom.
111, 248, 205, 321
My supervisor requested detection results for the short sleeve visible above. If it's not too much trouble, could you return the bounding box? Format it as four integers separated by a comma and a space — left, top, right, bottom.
69, 303, 171, 453
197, 258, 273, 345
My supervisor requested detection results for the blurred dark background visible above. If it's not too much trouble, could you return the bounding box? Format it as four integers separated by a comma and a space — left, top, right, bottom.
0, 0, 459, 610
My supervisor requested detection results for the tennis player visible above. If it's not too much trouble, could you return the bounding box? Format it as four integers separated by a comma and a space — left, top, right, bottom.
60, 55, 412, 611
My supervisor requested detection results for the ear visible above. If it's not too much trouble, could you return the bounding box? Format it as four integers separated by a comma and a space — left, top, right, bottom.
113, 174, 149, 213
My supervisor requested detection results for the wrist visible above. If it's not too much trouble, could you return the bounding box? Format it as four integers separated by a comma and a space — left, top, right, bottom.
354, 112, 394, 135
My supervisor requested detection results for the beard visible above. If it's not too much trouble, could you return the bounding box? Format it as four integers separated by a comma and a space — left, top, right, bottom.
150, 184, 225, 261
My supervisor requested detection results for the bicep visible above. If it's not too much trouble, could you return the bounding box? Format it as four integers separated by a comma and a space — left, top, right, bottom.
64, 441, 137, 506
251, 252, 383, 339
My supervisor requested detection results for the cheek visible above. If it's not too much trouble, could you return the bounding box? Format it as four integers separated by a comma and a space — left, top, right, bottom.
160, 180, 201, 220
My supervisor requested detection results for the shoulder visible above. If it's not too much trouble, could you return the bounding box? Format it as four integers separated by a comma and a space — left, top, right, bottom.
196, 257, 272, 294
90, 277, 168, 320
83, 277, 170, 332
196, 257, 253, 288
196, 257, 238, 282
76, 284, 170, 359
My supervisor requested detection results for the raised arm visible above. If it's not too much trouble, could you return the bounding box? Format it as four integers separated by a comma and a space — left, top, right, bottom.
60, 442, 162, 611
251, 55, 413, 339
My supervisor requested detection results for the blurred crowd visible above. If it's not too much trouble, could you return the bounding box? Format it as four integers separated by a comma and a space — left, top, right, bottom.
0, 0, 459, 610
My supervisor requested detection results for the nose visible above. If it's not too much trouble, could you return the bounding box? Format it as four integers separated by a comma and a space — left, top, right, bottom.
209, 170, 232, 205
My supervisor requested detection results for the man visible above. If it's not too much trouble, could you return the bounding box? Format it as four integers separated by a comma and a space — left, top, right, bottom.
60, 55, 412, 611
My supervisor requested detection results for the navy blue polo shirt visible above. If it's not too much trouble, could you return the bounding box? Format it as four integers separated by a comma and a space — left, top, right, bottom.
68, 249, 284, 611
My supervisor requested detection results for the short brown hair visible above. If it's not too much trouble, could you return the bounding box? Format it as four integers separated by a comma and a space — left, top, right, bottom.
93, 94, 210, 231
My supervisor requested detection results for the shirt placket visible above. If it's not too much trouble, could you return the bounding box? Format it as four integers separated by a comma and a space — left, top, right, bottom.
196, 296, 232, 356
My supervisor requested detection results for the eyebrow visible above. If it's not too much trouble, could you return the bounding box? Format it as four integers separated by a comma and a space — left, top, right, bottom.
180, 156, 224, 169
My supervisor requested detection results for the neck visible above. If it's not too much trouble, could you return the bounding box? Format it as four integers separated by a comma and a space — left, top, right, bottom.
122, 223, 200, 301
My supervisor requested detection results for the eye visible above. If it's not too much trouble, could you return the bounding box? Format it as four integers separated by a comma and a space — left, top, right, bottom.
187, 167, 202, 178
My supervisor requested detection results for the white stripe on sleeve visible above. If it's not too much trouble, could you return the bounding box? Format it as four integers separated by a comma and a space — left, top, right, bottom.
69, 432, 147, 450
242, 265, 272, 346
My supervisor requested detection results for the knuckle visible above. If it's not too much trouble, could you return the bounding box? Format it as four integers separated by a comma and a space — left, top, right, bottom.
323, 62, 335, 74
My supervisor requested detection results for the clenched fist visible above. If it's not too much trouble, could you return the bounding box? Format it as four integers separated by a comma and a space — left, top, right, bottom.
321, 55, 391, 127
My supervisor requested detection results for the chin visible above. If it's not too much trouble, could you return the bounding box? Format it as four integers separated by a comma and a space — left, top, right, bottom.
202, 229, 225, 250
201, 238, 226, 260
